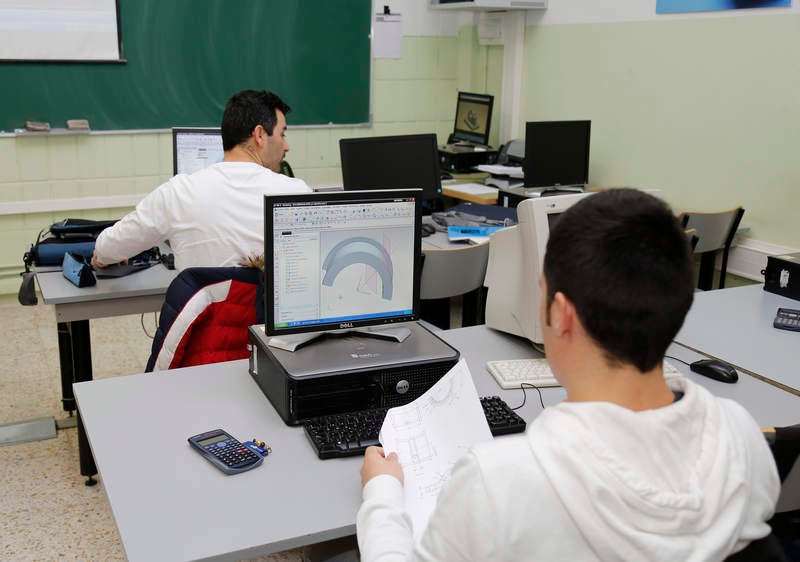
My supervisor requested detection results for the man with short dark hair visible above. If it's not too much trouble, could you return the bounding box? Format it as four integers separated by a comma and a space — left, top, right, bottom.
92, 89, 311, 271
357, 189, 779, 561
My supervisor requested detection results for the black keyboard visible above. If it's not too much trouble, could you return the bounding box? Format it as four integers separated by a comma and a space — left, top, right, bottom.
303, 396, 526, 459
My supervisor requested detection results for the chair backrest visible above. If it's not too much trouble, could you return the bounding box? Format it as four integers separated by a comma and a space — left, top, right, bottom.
679, 207, 744, 254
678, 207, 745, 290
685, 228, 699, 251
146, 267, 263, 372
420, 243, 490, 300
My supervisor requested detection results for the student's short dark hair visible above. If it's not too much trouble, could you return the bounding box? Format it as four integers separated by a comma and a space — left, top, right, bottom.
542, 189, 694, 372
220, 90, 291, 151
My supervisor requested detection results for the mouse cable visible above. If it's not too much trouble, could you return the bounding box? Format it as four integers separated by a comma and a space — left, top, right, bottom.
511, 382, 545, 411
664, 354, 690, 367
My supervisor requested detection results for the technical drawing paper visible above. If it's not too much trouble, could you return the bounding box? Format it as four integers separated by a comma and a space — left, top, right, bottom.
378, 359, 493, 538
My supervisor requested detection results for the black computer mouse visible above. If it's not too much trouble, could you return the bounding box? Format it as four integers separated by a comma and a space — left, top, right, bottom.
690, 359, 738, 383
421, 224, 436, 237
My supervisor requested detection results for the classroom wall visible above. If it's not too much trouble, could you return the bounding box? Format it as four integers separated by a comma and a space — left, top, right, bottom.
519, 3, 800, 249
0, 2, 481, 296
4, 1, 796, 296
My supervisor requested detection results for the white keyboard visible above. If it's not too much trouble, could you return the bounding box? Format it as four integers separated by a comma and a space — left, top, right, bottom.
486, 358, 683, 390
486, 358, 559, 389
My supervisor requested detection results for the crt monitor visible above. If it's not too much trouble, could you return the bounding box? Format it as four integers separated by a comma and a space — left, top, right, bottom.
451, 91, 494, 146
264, 189, 422, 350
484, 192, 594, 346
339, 134, 442, 203
523, 120, 591, 190
172, 127, 224, 175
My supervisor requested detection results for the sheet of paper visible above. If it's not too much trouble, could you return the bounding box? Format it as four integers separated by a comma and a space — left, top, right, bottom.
444, 182, 498, 196
374, 13, 402, 59
475, 164, 525, 179
378, 359, 492, 538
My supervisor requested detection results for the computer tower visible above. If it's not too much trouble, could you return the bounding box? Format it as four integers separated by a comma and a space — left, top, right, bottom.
248, 322, 460, 425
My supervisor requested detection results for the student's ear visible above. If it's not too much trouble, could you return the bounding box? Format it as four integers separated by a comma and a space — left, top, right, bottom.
550, 291, 576, 337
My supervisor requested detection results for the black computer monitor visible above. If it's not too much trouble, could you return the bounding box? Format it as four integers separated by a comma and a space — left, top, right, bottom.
264, 189, 422, 347
451, 92, 494, 146
339, 134, 442, 202
172, 127, 224, 176
523, 120, 591, 189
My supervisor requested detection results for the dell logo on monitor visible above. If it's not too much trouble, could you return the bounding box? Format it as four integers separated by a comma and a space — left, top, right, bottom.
396, 380, 410, 394
340, 322, 354, 329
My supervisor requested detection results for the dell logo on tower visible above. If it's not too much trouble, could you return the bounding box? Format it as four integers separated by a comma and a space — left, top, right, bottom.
396, 380, 410, 394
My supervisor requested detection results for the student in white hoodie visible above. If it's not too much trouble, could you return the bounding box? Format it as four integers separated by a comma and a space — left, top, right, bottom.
357, 188, 780, 561
91, 90, 311, 271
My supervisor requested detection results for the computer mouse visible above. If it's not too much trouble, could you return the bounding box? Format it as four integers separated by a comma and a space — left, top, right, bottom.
421, 224, 436, 237
690, 359, 738, 384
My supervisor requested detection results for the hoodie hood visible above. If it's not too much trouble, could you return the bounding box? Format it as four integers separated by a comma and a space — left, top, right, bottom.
529, 377, 772, 561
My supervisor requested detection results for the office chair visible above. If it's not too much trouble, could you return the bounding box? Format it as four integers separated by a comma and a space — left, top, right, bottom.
678, 207, 745, 291
146, 266, 263, 371
419, 241, 490, 330
280, 160, 294, 178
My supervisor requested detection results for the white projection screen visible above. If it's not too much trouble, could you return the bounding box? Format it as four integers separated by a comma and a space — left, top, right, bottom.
0, 0, 121, 62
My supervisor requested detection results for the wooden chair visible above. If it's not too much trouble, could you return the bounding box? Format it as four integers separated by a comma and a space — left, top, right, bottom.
678, 207, 744, 291
419, 242, 490, 330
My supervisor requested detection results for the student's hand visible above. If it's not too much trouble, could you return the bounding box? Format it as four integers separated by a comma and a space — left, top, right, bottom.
361, 446, 403, 486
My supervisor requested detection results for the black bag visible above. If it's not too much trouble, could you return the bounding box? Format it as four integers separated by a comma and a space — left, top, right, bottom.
61, 252, 97, 288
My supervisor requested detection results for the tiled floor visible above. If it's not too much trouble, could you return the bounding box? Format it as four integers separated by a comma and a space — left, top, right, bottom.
0, 300, 302, 561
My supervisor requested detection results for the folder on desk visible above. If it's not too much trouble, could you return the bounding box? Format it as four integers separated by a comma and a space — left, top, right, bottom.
447, 225, 504, 244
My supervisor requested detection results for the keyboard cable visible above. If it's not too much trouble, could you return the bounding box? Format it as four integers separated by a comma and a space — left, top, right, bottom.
511, 382, 545, 411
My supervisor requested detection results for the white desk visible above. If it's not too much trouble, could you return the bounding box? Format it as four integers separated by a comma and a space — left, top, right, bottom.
75, 325, 800, 561
674, 284, 800, 394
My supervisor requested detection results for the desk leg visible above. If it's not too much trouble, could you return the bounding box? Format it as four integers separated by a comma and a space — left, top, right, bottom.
57, 322, 77, 412
59, 320, 98, 485
461, 287, 486, 328
77, 411, 97, 486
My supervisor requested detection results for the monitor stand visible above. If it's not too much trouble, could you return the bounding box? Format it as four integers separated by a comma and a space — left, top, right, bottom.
267, 325, 412, 353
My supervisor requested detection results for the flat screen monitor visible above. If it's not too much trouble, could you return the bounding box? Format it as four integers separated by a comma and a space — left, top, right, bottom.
264, 189, 422, 349
172, 127, 224, 175
339, 134, 442, 203
523, 120, 591, 190
451, 92, 494, 146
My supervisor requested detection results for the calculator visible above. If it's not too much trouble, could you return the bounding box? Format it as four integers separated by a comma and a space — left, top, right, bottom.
188, 429, 264, 474
773, 308, 800, 332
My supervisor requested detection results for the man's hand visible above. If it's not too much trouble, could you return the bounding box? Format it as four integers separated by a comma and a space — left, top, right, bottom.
361, 446, 403, 487
90, 249, 108, 269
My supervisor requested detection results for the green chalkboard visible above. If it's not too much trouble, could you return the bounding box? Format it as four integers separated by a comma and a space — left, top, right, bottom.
0, 1, 371, 131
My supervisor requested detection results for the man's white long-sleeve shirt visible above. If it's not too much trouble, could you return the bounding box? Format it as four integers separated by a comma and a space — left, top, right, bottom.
94, 162, 311, 270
